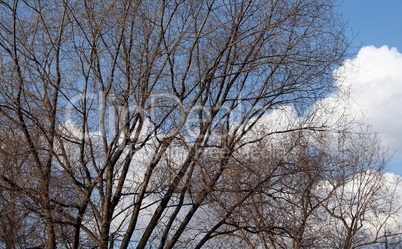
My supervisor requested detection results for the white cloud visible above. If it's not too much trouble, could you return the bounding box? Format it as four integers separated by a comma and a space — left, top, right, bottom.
335, 46, 402, 156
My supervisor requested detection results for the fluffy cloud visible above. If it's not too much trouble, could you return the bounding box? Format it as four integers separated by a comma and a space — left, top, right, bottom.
335, 46, 402, 155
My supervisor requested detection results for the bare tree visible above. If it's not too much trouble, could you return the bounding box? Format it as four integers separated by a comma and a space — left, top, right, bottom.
4, 1, 398, 249
202, 122, 401, 249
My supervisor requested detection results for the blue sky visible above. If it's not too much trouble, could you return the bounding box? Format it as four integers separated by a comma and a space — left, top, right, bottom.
336, 1, 402, 175
337, 0, 402, 53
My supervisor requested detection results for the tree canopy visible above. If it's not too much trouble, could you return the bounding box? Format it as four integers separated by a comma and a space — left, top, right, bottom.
0, 0, 401, 248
